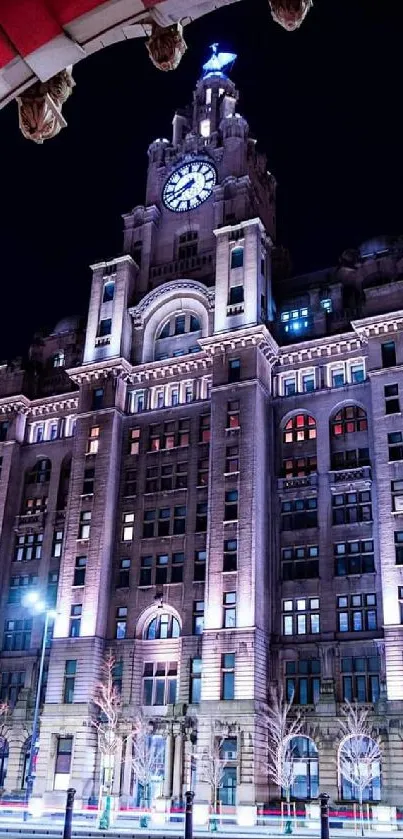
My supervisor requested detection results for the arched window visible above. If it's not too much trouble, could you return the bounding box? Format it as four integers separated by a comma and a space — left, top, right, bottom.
339, 735, 381, 802
27, 459, 51, 485
331, 406, 368, 437
283, 414, 316, 444
155, 312, 202, 361
0, 737, 8, 788
145, 613, 180, 640
286, 736, 319, 800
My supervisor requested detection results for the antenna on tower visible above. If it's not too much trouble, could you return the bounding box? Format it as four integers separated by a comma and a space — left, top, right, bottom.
202, 43, 237, 78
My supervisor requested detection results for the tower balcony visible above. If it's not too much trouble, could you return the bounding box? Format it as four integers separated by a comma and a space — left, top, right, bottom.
150, 253, 213, 281
14, 512, 47, 531
329, 465, 372, 485
277, 473, 318, 492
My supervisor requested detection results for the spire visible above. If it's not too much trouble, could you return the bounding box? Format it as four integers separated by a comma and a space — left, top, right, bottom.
202, 43, 237, 79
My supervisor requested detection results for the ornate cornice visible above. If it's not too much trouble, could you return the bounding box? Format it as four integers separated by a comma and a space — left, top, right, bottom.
199, 324, 279, 363
0, 395, 30, 415
67, 358, 132, 385
352, 310, 403, 340
129, 279, 215, 327
29, 395, 79, 418
277, 331, 364, 367
121, 353, 212, 386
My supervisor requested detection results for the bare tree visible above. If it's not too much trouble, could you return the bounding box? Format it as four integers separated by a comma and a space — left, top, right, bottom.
266, 684, 303, 813
198, 723, 228, 814
131, 716, 164, 809
338, 701, 381, 835
90, 651, 121, 828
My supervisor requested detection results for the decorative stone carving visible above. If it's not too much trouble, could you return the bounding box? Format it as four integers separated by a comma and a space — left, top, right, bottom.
16, 68, 75, 144
146, 22, 187, 72
269, 0, 313, 31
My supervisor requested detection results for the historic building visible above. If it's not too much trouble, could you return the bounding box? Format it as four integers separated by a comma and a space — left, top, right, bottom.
1, 47, 403, 818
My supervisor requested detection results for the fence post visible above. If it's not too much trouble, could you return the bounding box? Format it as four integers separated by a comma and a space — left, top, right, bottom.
63, 787, 76, 839
319, 792, 330, 839
185, 790, 194, 839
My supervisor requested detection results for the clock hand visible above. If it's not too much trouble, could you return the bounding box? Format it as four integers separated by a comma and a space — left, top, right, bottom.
174, 178, 195, 198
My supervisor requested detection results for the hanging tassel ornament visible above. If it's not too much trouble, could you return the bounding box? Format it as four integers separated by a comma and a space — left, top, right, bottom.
16, 68, 74, 143
146, 21, 187, 72
269, 0, 313, 31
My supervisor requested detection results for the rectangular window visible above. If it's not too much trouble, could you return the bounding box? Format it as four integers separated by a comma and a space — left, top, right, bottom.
331, 367, 345, 388
384, 383, 400, 415
226, 401, 240, 429
54, 736, 73, 790
331, 448, 370, 470
341, 656, 380, 703
69, 605, 82, 638
73, 556, 87, 587
78, 511, 91, 540
115, 607, 127, 639
395, 531, 403, 565
0, 671, 25, 706
350, 363, 365, 383
223, 539, 237, 572
197, 458, 209, 486
398, 587, 403, 624
230, 247, 244, 269
103, 280, 115, 302
228, 359, 241, 383
142, 661, 177, 706
122, 512, 135, 541
171, 551, 184, 583
228, 285, 244, 305
0, 421, 9, 442
145, 466, 159, 493
193, 600, 204, 635
382, 341, 396, 368
163, 422, 175, 449
283, 456, 317, 478
123, 469, 137, 497
194, 550, 206, 582
199, 414, 211, 443
139, 555, 153, 586
173, 505, 186, 535
282, 599, 320, 636
281, 545, 319, 581
337, 594, 377, 632
388, 431, 403, 461
156, 553, 169, 585
332, 490, 372, 524
178, 419, 190, 447
392, 480, 403, 513
281, 497, 318, 530
285, 659, 320, 705
129, 427, 140, 455
82, 467, 95, 496
92, 388, 104, 410
3, 619, 32, 651
87, 426, 100, 455
224, 490, 238, 521
225, 446, 239, 475
52, 529, 64, 558
334, 540, 375, 575
63, 661, 77, 704
15, 532, 43, 562
143, 510, 156, 538
223, 592, 237, 628
157, 508, 170, 537
196, 502, 208, 532
302, 372, 315, 393
221, 653, 235, 700
175, 462, 188, 490
190, 658, 202, 704
7, 575, 37, 606
283, 376, 297, 396
116, 557, 130, 589
47, 571, 59, 607
97, 318, 112, 337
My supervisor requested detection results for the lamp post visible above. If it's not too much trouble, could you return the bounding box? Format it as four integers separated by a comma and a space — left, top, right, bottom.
22, 592, 56, 820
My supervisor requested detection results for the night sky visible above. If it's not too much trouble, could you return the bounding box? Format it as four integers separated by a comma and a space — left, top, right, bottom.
0, 0, 402, 361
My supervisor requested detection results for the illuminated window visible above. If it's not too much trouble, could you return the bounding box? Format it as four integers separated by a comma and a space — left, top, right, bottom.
102, 280, 115, 303
53, 351, 65, 368
282, 455, 317, 478
283, 414, 316, 443
221, 653, 235, 700
190, 658, 202, 703
341, 656, 380, 703
226, 401, 240, 429
199, 414, 211, 442
282, 599, 320, 636
337, 594, 377, 632
78, 511, 91, 540
143, 661, 177, 706
69, 606, 82, 638
200, 119, 211, 137
321, 298, 332, 312
145, 614, 180, 640
87, 426, 100, 455
225, 445, 239, 475
63, 661, 76, 704
223, 592, 236, 628
206, 88, 212, 105
122, 512, 135, 542
115, 607, 127, 639
193, 600, 204, 634
15, 533, 43, 562
281, 307, 309, 333
331, 406, 367, 436
129, 428, 140, 455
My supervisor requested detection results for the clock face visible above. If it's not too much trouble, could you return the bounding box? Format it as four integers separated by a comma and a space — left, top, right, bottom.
162, 159, 217, 213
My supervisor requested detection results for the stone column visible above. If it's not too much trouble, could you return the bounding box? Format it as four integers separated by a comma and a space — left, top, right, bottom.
163, 731, 173, 799
112, 737, 123, 794
122, 733, 132, 798
172, 733, 183, 800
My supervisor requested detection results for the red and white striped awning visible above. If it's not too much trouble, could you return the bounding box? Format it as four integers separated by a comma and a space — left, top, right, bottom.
0, 0, 241, 108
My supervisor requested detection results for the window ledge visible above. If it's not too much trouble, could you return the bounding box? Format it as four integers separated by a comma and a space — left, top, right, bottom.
95, 336, 111, 347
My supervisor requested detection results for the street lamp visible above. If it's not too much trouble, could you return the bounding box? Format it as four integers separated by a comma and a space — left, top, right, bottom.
22, 591, 57, 819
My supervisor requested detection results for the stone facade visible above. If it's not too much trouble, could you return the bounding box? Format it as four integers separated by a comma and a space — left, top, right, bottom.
1, 57, 403, 815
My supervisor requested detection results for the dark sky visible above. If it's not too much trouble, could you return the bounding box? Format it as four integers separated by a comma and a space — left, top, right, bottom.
1, 0, 402, 361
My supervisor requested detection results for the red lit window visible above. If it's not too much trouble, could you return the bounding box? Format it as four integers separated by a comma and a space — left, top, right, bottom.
331, 406, 368, 437
283, 414, 316, 444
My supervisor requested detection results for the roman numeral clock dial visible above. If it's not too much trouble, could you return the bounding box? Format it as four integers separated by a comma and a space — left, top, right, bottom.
162, 159, 217, 213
